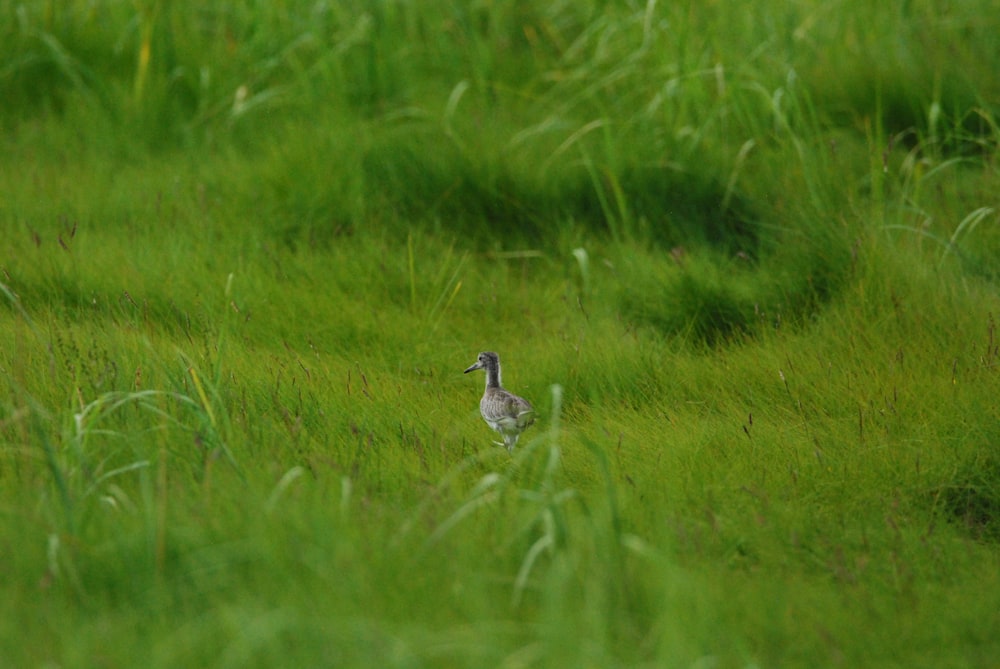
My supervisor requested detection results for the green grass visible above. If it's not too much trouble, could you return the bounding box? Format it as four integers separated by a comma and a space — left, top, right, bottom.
3, 1, 1000, 667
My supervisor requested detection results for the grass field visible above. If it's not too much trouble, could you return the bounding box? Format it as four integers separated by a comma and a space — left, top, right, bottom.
2, 1, 1000, 667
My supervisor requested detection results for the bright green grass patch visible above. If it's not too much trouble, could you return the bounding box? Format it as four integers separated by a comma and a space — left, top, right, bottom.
3, 1, 1000, 667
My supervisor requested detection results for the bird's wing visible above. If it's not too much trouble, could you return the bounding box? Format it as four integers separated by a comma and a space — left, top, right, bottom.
505, 396, 535, 428
515, 409, 535, 429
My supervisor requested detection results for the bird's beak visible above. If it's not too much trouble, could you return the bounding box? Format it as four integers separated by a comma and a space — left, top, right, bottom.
464, 360, 484, 374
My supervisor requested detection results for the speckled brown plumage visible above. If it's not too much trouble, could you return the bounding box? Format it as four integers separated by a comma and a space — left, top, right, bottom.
464, 351, 534, 452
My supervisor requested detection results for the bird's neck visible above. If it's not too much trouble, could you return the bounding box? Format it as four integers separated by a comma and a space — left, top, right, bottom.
485, 365, 502, 389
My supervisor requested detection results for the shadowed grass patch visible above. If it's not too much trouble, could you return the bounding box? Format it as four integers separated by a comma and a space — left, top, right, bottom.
933, 448, 1000, 542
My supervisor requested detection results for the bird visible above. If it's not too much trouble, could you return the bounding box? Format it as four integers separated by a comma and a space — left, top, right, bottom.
464, 351, 535, 452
